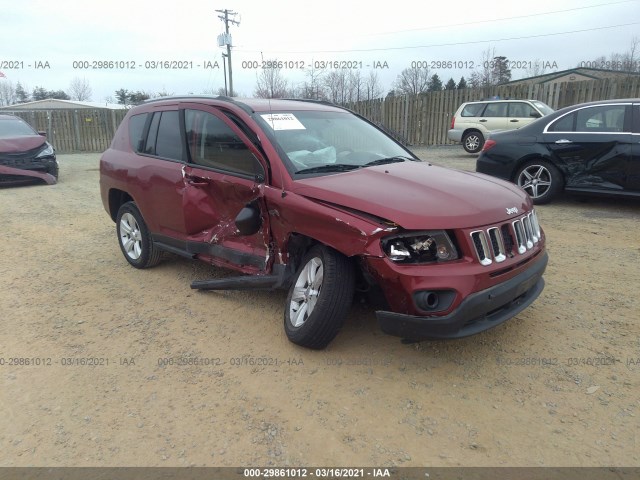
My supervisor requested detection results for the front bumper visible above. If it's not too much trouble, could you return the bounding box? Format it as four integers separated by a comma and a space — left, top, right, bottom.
376, 251, 548, 340
0, 164, 57, 185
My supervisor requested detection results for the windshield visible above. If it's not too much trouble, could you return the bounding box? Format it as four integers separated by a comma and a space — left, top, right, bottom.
254, 110, 414, 175
531, 101, 554, 116
0, 117, 38, 138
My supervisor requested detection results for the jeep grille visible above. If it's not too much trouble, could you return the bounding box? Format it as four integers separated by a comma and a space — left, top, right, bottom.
471, 211, 541, 266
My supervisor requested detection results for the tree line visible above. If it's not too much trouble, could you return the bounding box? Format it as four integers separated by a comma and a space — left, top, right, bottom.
1, 38, 637, 107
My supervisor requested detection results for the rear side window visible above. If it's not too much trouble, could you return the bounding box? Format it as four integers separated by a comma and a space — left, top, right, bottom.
185, 109, 263, 177
508, 102, 536, 118
128, 113, 148, 152
483, 103, 507, 117
154, 111, 183, 160
548, 105, 628, 133
461, 103, 485, 117
575, 105, 627, 132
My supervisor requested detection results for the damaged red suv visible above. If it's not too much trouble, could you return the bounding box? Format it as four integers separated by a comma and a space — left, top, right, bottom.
100, 96, 548, 349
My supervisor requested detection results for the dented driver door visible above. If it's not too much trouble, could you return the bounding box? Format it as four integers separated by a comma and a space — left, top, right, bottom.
181, 105, 271, 274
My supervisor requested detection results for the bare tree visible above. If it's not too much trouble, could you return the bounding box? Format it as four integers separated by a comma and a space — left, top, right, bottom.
468, 47, 497, 88
0, 81, 17, 106
347, 70, 365, 103
254, 61, 289, 98
297, 64, 326, 100
393, 67, 430, 96
324, 69, 350, 104
364, 71, 383, 100
69, 77, 92, 101
525, 59, 549, 78
579, 37, 640, 72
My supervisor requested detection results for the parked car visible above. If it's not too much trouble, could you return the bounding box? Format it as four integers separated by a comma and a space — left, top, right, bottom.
476, 98, 640, 204
448, 99, 554, 153
0, 114, 58, 185
100, 96, 548, 349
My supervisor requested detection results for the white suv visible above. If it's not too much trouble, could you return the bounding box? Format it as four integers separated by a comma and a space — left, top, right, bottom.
448, 100, 554, 153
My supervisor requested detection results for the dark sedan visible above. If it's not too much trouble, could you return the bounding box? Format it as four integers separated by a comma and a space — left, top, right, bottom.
476, 99, 639, 204
0, 114, 58, 185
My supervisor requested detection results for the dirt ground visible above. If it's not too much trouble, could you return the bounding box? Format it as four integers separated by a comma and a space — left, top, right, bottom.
1, 148, 639, 468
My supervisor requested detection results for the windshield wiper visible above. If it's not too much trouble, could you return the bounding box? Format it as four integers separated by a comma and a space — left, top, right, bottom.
296, 164, 360, 174
362, 156, 414, 167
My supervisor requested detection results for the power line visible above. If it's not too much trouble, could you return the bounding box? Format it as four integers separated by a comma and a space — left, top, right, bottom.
235, 22, 639, 54
357, 0, 639, 37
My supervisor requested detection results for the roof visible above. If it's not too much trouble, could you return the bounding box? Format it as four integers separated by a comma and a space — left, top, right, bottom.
0, 99, 126, 110
141, 95, 346, 113
504, 67, 640, 85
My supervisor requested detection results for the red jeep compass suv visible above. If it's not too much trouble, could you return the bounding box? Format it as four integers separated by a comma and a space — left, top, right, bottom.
100, 96, 548, 349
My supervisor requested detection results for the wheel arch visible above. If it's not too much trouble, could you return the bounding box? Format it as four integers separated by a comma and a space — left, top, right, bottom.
108, 189, 135, 222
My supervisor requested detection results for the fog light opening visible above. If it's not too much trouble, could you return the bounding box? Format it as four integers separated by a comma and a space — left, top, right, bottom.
424, 292, 439, 309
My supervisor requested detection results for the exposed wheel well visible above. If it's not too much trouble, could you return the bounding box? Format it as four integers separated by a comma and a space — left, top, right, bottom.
108, 189, 134, 222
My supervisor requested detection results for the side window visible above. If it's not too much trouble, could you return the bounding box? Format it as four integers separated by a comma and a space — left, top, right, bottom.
144, 113, 161, 155
128, 113, 148, 153
185, 109, 263, 176
461, 103, 485, 117
483, 103, 507, 117
154, 111, 183, 160
547, 112, 575, 132
508, 102, 536, 118
575, 105, 627, 132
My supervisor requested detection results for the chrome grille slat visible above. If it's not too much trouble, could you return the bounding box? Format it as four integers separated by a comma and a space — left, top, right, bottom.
487, 227, 506, 263
471, 210, 541, 266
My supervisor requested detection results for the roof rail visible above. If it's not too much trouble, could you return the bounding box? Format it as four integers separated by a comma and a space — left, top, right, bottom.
140, 95, 254, 114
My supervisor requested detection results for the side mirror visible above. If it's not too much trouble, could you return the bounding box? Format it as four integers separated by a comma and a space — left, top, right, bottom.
530, 112, 542, 118
235, 202, 262, 236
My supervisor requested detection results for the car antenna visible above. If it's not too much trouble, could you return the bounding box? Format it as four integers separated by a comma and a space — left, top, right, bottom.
262, 51, 287, 198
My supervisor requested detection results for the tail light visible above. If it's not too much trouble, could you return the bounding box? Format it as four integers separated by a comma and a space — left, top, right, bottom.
450, 116, 455, 129
482, 139, 496, 152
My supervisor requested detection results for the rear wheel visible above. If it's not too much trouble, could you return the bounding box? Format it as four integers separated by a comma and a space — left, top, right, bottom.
515, 159, 563, 204
284, 245, 355, 349
116, 202, 162, 268
462, 131, 484, 153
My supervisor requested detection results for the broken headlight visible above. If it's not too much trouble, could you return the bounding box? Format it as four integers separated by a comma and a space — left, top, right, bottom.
381, 231, 459, 264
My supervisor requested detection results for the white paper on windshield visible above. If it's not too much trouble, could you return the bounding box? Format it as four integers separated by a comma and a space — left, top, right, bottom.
260, 113, 306, 131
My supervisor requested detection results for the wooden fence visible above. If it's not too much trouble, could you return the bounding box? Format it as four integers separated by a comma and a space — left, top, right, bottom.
347, 76, 640, 146
4, 109, 127, 153
4, 77, 640, 152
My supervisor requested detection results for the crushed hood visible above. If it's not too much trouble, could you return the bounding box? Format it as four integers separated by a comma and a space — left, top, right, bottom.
0, 136, 46, 154
291, 162, 531, 229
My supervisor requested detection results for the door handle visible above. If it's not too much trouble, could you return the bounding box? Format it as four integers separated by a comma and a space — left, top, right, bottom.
510, 119, 519, 122
555, 139, 573, 144
479, 119, 487, 122
188, 180, 208, 187
186, 175, 209, 186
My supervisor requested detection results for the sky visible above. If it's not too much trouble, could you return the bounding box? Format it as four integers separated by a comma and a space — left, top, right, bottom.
1, 0, 639, 102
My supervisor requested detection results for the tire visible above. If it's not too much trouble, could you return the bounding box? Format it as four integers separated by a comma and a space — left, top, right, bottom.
115, 201, 162, 268
462, 131, 484, 154
515, 159, 564, 204
284, 244, 355, 349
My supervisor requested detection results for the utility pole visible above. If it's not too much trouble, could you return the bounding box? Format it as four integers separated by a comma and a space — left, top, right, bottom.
216, 9, 240, 97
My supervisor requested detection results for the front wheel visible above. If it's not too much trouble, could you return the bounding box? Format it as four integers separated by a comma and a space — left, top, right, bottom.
462, 131, 484, 153
284, 245, 355, 349
116, 202, 162, 268
515, 160, 563, 204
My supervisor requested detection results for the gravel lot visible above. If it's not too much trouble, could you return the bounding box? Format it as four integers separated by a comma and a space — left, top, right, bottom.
1, 147, 639, 467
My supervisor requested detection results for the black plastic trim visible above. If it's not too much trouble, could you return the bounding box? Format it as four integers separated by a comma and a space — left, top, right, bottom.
376, 251, 548, 340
